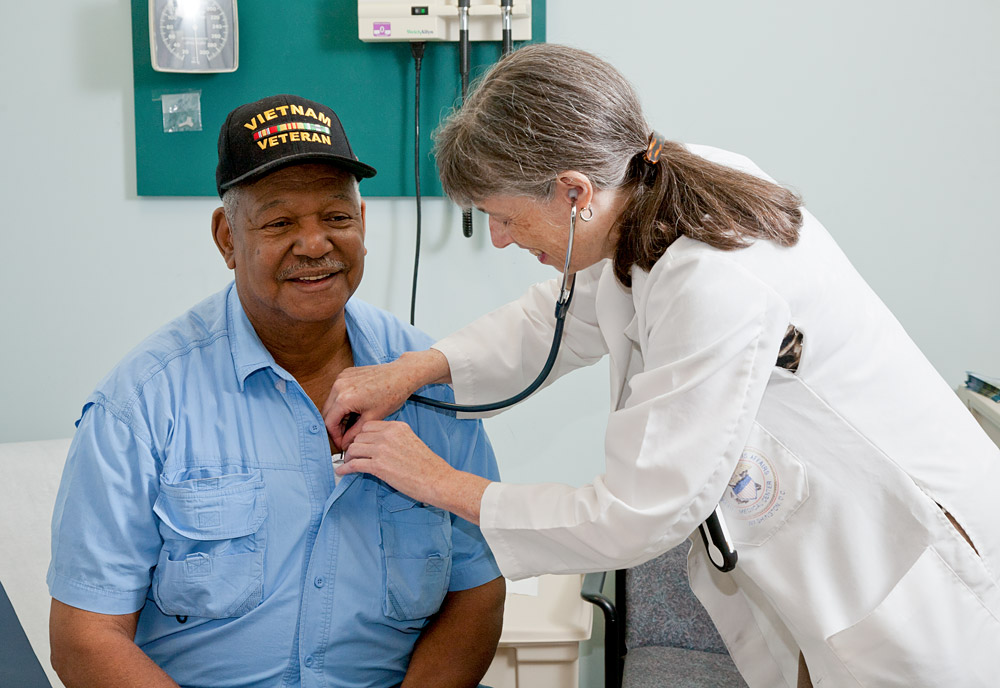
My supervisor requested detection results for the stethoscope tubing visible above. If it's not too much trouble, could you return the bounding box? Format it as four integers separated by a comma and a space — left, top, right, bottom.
408, 203, 579, 413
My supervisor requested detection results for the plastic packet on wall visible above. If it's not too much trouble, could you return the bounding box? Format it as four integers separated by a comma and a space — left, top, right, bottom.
160, 91, 203, 133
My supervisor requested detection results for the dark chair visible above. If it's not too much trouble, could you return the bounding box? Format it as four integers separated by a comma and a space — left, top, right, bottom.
0, 579, 53, 688
582, 541, 746, 688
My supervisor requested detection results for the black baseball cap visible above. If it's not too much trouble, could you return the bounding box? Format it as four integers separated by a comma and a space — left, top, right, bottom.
216, 94, 377, 197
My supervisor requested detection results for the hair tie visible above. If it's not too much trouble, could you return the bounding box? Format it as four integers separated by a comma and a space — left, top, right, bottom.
643, 130, 666, 164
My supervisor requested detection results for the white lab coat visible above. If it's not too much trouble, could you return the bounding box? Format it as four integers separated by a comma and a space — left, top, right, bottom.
433, 146, 1000, 686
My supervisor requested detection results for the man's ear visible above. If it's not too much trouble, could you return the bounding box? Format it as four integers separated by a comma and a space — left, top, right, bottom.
212, 207, 237, 270
360, 200, 368, 255
360, 200, 367, 243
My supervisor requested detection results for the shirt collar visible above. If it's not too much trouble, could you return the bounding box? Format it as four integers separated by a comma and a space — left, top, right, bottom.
227, 284, 288, 390
226, 283, 393, 390
342, 301, 393, 367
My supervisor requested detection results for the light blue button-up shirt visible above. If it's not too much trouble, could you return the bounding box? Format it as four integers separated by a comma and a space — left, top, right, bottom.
48, 284, 501, 688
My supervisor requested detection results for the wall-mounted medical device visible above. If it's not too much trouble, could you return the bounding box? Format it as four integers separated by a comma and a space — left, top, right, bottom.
149, 0, 239, 73
359, 0, 531, 323
358, 0, 530, 43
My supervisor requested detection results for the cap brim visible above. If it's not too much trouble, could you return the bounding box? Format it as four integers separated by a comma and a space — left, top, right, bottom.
219, 152, 377, 193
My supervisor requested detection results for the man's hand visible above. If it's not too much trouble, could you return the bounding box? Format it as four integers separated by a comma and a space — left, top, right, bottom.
49, 599, 179, 688
401, 577, 506, 688
323, 349, 453, 450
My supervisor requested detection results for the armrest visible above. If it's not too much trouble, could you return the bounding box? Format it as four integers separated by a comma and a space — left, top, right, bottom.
580, 571, 622, 688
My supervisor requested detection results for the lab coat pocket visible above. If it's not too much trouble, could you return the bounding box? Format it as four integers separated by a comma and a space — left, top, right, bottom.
378, 487, 453, 622
826, 546, 1000, 687
152, 468, 268, 619
719, 422, 808, 546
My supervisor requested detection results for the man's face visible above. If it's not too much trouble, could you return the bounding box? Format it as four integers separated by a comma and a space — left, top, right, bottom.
213, 164, 367, 330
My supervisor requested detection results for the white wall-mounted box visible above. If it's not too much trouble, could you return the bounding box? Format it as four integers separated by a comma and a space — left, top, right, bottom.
358, 0, 531, 42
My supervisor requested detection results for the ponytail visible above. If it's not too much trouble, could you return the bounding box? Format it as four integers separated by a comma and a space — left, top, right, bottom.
613, 141, 803, 287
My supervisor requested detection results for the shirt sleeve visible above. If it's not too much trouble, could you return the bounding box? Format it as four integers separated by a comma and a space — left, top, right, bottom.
47, 400, 163, 614
433, 260, 610, 418
479, 251, 792, 579
440, 415, 503, 591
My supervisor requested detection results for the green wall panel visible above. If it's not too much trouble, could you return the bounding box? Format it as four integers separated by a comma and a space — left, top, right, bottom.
131, 1, 545, 196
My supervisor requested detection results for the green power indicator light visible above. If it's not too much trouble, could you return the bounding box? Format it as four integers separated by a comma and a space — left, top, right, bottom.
411, 6, 429, 15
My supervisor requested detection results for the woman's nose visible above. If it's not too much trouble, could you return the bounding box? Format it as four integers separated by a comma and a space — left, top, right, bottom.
488, 217, 513, 248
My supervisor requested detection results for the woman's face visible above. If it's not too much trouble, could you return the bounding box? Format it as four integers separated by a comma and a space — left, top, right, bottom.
475, 192, 616, 273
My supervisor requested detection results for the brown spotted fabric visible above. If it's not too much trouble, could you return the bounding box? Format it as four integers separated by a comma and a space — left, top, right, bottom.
776, 325, 804, 373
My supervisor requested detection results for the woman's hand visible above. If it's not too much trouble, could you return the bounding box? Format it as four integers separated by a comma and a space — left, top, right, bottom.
324, 362, 413, 449
323, 349, 452, 450
337, 420, 490, 524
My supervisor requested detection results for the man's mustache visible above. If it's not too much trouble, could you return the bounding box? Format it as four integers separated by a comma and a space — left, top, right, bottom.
277, 259, 348, 281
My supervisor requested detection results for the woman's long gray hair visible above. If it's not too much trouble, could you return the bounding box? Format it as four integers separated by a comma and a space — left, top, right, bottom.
433, 43, 802, 287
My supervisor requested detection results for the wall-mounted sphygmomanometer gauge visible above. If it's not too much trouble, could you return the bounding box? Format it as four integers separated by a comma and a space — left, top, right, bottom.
150, 0, 238, 73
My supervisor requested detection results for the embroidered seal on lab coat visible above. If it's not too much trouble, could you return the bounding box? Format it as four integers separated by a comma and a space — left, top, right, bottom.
723, 447, 785, 527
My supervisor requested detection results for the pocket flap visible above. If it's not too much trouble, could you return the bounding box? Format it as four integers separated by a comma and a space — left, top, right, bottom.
154, 470, 267, 540
380, 489, 421, 513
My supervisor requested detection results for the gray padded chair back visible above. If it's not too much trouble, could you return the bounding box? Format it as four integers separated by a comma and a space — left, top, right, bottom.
621, 541, 746, 688
625, 540, 727, 654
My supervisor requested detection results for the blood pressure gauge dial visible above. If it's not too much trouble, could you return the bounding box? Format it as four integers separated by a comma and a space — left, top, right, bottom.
150, 0, 238, 73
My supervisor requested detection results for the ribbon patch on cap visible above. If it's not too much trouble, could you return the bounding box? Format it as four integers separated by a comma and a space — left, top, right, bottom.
253, 122, 332, 141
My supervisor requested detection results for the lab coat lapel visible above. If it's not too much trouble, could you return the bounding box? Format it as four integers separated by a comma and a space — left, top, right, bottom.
595, 263, 637, 410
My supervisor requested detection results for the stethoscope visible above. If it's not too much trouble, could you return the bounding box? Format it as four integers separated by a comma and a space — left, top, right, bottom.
406, 191, 738, 572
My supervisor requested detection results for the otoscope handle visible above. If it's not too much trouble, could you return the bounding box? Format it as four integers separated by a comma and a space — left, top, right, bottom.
500, 0, 513, 55
459, 31, 470, 76
462, 208, 473, 237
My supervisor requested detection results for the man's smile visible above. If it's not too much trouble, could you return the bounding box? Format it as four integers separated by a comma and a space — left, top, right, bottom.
290, 272, 336, 282
280, 261, 347, 286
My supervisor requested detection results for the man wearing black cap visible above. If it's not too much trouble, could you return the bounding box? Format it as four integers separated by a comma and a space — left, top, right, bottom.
47, 95, 505, 688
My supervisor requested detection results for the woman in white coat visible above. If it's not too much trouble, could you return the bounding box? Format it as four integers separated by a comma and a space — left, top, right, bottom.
324, 44, 1000, 686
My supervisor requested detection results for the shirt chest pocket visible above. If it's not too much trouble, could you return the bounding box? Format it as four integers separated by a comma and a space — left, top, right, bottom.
378, 487, 453, 622
152, 468, 268, 619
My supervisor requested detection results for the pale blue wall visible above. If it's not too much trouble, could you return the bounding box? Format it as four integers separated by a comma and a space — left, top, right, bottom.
2, 2, 998, 687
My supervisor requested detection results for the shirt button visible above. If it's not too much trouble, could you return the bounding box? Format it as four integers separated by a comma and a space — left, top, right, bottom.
314, 576, 325, 588
309, 423, 320, 434
304, 656, 314, 668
